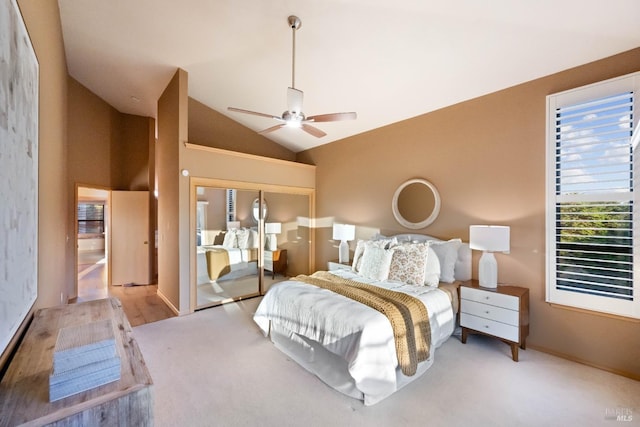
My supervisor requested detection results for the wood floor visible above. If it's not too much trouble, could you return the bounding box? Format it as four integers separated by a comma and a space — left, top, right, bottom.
75, 251, 175, 327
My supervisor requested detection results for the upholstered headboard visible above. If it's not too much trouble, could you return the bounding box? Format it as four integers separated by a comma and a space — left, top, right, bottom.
391, 234, 472, 282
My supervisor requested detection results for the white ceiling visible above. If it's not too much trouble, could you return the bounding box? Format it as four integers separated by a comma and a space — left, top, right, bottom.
57, 0, 640, 153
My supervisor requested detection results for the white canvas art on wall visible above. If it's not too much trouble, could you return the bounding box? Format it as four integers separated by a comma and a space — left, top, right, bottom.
0, 0, 39, 358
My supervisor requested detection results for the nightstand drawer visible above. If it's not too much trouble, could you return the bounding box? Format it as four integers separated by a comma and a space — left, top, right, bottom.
460, 286, 519, 310
461, 299, 519, 326
460, 313, 519, 342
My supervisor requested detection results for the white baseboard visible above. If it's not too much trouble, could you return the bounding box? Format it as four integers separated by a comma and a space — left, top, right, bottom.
156, 289, 181, 316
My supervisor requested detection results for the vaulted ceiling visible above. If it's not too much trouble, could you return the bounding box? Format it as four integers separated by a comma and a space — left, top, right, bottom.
58, 0, 640, 152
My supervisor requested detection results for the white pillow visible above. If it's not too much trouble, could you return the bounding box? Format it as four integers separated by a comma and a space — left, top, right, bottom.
388, 242, 427, 285
359, 244, 395, 281
428, 238, 461, 283
424, 246, 441, 286
236, 228, 250, 249
222, 229, 237, 248
351, 240, 366, 272
352, 238, 397, 272
248, 229, 259, 249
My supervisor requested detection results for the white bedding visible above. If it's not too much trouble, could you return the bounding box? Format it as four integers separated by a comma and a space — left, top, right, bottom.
197, 245, 257, 284
253, 269, 455, 405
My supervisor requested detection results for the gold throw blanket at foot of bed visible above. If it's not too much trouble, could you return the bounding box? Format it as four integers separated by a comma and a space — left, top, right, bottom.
292, 271, 431, 376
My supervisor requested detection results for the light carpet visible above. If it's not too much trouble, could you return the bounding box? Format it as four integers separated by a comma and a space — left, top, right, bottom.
133, 297, 640, 427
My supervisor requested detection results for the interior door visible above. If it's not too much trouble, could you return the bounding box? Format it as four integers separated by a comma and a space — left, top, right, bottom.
111, 191, 150, 286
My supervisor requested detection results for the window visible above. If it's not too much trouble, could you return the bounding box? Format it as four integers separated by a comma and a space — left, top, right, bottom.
226, 189, 236, 222
77, 203, 105, 234
546, 72, 640, 319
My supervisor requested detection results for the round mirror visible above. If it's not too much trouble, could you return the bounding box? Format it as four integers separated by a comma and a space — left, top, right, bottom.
252, 198, 267, 222
392, 179, 440, 229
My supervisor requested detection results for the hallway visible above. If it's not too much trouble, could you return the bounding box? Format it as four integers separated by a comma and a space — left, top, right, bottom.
75, 251, 175, 326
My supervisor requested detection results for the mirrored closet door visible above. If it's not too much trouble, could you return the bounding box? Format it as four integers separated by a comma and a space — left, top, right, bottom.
262, 191, 312, 294
192, 179, 314, 311
195, 186, 262, 309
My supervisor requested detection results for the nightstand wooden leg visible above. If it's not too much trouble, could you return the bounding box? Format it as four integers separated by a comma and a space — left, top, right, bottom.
510, 343, 519, 362
520, 338, 527, 350
461, 327, 467, 344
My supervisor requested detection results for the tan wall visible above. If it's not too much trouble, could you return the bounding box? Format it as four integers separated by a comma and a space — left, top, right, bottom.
188, 97, 296, 161
68, 79, 154, 193
18, 0, 70, 308
157, 68, 188, 313
298, 48, 640, 378
114, 114, 153, 191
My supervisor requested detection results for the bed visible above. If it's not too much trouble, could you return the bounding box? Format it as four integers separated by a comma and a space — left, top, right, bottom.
253, 234, 471, 405
197, 228, 259, 284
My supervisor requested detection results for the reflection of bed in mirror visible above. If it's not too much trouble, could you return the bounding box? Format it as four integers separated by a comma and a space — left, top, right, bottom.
196, 227, 261, 306
197, 228, 259, 284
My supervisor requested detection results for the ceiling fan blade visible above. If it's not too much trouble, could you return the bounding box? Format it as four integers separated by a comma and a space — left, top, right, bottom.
228, 107, 282, 121
287, 87, 304, 114
258, 124, 286, 135
306, 112, 357, 122
301, 124, 327, 138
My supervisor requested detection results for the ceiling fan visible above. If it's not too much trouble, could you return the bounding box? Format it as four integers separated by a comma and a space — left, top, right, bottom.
228, 15, 357, 138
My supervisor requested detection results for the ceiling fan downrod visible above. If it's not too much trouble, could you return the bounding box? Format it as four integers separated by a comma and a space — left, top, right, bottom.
288, 15, 301, 89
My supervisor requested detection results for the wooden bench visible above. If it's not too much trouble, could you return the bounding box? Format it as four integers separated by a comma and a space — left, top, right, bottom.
0, 298, 153, 426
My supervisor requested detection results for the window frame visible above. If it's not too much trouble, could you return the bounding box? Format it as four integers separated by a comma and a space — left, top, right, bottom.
545, 72, 640, 319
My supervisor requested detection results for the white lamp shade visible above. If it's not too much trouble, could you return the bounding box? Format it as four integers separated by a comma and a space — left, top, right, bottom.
227, 221, 241, 229
469, 225, 510, 253
332, 223, 355, 241
265, 222, 281, 234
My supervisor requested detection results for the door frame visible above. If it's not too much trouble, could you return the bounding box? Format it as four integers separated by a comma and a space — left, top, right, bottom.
75, 183, 111, 300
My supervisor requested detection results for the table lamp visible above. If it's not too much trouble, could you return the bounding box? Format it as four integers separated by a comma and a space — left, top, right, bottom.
265, 222, 281, 251
333, 223, 355, 263
469, 225, 510, 288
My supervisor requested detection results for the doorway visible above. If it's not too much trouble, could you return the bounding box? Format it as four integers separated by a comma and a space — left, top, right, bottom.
76, 185, 110, 302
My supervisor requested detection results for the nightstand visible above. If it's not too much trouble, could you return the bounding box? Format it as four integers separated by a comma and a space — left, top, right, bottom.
327, 260, 351, 271
459, 280, 529, 361
264, 249, 287, 279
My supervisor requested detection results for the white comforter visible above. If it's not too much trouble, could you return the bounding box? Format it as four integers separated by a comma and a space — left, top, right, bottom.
253, 269, 455, 405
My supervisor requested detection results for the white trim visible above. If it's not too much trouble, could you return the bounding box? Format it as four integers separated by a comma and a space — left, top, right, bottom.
546, 71, 640, 319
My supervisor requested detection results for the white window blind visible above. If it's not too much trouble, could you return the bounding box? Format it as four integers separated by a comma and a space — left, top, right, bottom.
546, 72, 640, 319
226, 189, 236, 222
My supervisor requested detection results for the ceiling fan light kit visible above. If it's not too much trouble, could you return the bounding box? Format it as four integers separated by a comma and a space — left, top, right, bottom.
228, 15, 357, 138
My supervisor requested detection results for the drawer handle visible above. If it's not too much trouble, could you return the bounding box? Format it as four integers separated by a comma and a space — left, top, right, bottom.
485, 296, 490, 300
485, 310, 490, 314
484, 325, 490, 329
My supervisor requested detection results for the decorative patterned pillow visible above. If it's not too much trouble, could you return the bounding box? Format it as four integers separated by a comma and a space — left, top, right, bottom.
359, 244, 395, 281
428, 238, 461, 283
388, 242, 428, 285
